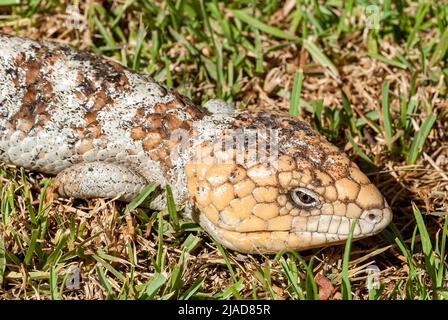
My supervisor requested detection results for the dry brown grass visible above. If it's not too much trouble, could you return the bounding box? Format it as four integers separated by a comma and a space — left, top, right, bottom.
0, 0, 447, 300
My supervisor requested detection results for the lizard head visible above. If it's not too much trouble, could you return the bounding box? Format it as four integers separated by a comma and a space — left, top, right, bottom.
185, 111, 392, 254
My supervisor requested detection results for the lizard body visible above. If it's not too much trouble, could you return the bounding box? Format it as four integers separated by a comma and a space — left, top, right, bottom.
0, 34, 392, 253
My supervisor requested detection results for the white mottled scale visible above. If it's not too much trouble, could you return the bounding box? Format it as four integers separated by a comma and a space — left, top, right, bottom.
0, 34, 234, 210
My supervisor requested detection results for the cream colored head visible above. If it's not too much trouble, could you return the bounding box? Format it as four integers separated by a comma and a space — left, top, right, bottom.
184, 112, 392, 254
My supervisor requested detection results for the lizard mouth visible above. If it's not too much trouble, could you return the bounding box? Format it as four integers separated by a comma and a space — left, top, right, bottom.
290, 208, 393, 238
293, 207, 393, 241
196, 199, 393, 254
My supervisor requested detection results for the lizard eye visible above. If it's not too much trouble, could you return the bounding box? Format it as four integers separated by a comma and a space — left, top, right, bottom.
289, 188, 320, 208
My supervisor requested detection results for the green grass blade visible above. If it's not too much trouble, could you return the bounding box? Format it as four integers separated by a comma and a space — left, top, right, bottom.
181, 234, 201, 253
381, 81, 393, 146
407, 114, 436, 164
215, 242, 238, 283
162, 54, 173, 88
0, 0, 22, 5
430, 27, 448, 65
369, 53, 408, 69
289, 70, 303, 117
214, 279, 244, 299
412, 203, 437, 288
179, 277, 203, 300
92, 254, 126, 283
200, 0, 223, 98
93, 15, 116, 48
255, 262, 276, 300
20, 169, 36, 225
280, 255, 304, 299
96, 249, 129, 266
126, 182, 156, 211
155, 211, 165, 273
254, 29, 264, 73
24, 228, 39, 266
341, 219, 357, 300
43, 234, 67, 270
387, 279, 404, 300
231, 9, 300, 41
303, 40, 339, 78
304, 257, 318, 300
394, 232, 420, 299
166, 185, 180, 231
406, 4, 429, 49
131, 20, 147, 70
142, 273, 166, 300
0, 234, 5, 287
1, 182, 14, 226
168, 257, 184, 293
50, 265, 59, 300
340, 89, 358, 134
96, 266, 113, 297
346, 131, 375, 166
436, 213, 448, 287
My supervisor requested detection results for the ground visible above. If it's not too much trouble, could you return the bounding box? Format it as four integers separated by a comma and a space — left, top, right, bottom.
0, 0, 447, 300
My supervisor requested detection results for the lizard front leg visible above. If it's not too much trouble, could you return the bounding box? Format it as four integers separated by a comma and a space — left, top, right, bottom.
54, 161, 148, 202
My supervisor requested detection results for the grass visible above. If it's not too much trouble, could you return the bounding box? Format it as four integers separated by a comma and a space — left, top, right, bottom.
0, 0, 447, 300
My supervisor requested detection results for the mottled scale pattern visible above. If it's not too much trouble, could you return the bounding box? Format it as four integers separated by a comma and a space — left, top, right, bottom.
185, 112, 392, 253
0, 32, 211, 209
0, 33, 392, 254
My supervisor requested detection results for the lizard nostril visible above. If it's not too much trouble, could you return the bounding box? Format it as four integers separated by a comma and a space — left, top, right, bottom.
365, 210, 382, 223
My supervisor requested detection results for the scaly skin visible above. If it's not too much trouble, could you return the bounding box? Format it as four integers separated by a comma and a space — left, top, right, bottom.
0, 33, 392, 254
